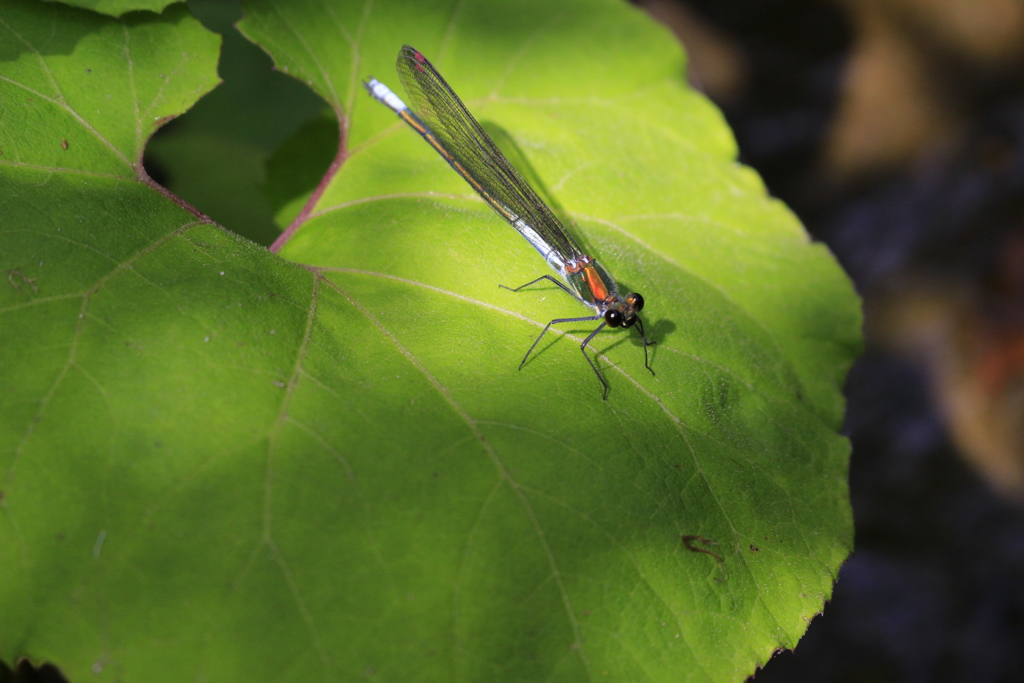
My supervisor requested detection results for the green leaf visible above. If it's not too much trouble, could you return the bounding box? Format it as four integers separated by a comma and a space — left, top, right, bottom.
144, 128, 282, 245
40, 0, 180, 19
263, 107, 339, 227
1, 0, 862, 682
142, 6, 332, 245
0, 0, 220, 175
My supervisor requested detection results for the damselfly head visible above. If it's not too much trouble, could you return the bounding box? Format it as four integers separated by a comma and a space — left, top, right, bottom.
604, 309, 626, 328
627, 293, 645, 312
604, 292, 645, 328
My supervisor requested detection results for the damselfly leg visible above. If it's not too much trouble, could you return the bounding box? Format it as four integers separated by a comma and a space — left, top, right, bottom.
503, 276, 656, 399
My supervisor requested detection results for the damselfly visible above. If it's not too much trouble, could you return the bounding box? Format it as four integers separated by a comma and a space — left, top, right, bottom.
364, 45, 654, 399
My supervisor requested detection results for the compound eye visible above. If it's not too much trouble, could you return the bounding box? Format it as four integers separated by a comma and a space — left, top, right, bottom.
629, 293, 645, 312
623, 315, 638, 328
604, 309, 624, 328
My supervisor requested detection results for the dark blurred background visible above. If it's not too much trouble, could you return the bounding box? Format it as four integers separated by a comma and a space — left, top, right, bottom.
640, 0, 1024, 680
7, 0, 1024, 681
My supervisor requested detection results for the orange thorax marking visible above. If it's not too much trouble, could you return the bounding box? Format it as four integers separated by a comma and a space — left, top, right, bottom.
582, 265, 609, 302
